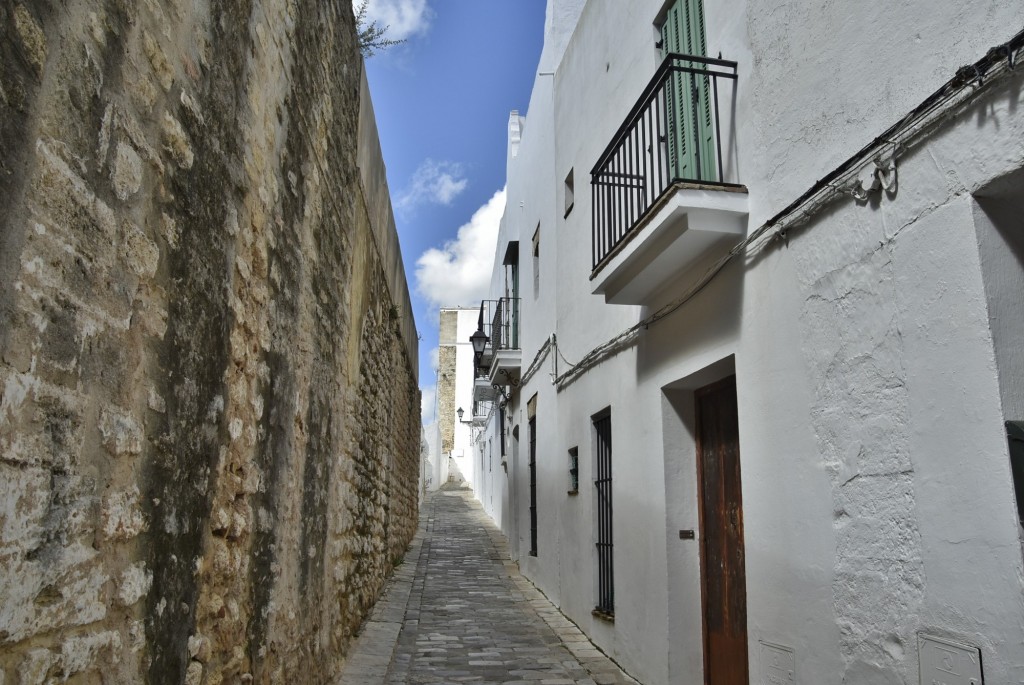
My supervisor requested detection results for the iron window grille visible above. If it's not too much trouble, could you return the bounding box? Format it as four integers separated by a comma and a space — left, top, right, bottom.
529, 416, 538, 556
568, 447, 579, 495
594, 413, 613, 617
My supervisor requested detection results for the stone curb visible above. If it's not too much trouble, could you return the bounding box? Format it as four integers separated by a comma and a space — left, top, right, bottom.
336, 509, 429, 684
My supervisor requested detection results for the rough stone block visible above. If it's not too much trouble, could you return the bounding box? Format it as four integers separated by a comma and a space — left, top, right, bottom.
0, 543, 106, 644
17, 648, 55, 685
142, 31, 174, 91
188, 633, 212, 662
161, 113, 194, 169
13, 5, 47, 76
32, 142, 118, 254
111, 142, 143, 201
0, 463, 49, 551
180, 657, 205, 684
98, 408, 142, 457
123, 222, 160, 277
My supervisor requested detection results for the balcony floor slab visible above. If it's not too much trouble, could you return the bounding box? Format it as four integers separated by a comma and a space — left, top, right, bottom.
591, 184, 748, 305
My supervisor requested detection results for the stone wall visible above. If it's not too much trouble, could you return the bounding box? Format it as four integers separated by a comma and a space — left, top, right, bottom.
0, 1, 420, 683
436, 311, 458, 454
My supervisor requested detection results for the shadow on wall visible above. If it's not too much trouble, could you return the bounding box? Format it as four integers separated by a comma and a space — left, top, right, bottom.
448, 456, 467, 484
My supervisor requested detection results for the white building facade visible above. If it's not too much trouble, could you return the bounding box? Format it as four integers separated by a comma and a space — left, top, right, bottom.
469, 1, 1024, 683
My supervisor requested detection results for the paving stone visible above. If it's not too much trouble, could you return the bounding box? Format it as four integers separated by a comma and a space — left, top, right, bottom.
340, 485, 639, 685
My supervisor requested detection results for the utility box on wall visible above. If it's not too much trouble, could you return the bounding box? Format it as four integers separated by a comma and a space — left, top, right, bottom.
759, 641, 795, 684
918, 634, 983, 685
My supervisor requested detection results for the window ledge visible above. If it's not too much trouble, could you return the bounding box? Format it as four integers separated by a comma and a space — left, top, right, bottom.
592, 608, 615, 623
567, 489, 579, 496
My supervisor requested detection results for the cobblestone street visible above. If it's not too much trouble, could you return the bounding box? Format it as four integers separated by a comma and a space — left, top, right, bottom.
339, 486, 638, 685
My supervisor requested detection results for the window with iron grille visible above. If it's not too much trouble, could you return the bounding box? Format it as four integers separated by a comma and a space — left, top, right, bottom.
499, 406, 506, 457
594, 412, 613, 617
529, 416, 538, 556
568, 446, 579, 495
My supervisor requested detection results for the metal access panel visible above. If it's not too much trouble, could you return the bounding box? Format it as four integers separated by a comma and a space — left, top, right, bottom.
919, 633, 983, 685
759, 641, 795, 685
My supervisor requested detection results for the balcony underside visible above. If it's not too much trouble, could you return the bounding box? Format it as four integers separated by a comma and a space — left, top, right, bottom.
489, 348, 522, 387
473, 376, 498, 403
591, 184, 748, 305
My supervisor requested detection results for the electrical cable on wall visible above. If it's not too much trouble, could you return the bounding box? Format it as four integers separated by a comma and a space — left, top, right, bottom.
519, 335, 552, 386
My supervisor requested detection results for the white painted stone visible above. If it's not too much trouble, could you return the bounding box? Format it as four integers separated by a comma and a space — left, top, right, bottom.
116, 562, 153, 606
60, 630, 122, 677
100, 486, 146, 541
99, 407, 142, 457
188, 634, 210, 662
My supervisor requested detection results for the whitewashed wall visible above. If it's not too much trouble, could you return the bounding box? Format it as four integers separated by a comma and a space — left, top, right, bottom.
478, 1, 1024, 684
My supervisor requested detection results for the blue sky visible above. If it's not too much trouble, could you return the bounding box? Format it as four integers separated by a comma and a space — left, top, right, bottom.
359, 0, 546, 423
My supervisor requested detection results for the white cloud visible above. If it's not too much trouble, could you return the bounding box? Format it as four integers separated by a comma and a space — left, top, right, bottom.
398, 159, 468, 212
420, 384, 436, 424
415, 188, 505, 308
429, 346, 439, 373
354, 0, 432, 42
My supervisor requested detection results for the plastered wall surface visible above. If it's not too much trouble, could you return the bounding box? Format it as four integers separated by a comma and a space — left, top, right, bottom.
0, 2, 419, 683
474, 1, 1024, 684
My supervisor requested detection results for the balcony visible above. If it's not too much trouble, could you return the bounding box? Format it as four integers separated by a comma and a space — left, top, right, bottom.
470, 298, 521, 405
473, 374, 498, 404
590, 53, 748, 305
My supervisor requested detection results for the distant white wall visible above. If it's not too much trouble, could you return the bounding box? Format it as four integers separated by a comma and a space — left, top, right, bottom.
447, 308, 481, 488
423, 420, 442, 493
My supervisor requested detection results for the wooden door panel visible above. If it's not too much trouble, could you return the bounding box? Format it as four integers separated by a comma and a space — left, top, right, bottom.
696, 376, 748, 684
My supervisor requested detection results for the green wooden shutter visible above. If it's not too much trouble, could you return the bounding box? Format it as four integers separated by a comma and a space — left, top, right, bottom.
661, 0, 716, 182
661, 1, 689, 181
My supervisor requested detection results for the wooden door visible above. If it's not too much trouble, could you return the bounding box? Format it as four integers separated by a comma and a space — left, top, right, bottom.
695, 376, 748, 684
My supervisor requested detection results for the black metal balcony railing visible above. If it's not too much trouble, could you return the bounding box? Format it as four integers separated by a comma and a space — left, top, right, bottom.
475, 297, 520, 377
590, 53, 740, 271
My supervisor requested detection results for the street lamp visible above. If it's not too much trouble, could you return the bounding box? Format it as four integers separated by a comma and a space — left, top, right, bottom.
457, 406, 465, 422
469, 327, 488, 366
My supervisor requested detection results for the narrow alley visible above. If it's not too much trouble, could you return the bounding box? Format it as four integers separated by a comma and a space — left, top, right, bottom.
340, 485, 637, 685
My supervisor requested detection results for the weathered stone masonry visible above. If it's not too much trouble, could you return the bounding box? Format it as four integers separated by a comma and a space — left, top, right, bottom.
0, 1, 420, 683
